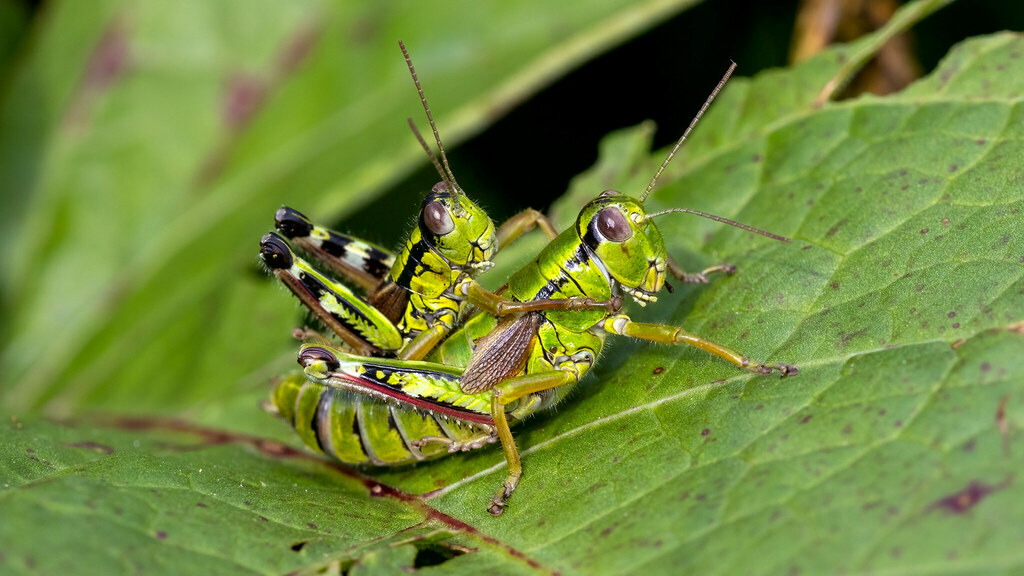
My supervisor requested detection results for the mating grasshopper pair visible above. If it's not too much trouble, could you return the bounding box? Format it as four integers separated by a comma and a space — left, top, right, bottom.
262, 43, 796, 515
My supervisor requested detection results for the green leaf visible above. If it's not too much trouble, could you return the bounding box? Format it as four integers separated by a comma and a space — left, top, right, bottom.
3, 2, 1024, 575
0, 0, 697, 414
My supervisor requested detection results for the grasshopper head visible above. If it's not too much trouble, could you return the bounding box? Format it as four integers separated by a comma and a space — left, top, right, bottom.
419, 181, 497, 274
577, 191, 666, 305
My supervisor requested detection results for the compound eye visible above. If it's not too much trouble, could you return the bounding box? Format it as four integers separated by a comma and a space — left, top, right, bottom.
423, 200, 455, 235
596, 207, 631, 242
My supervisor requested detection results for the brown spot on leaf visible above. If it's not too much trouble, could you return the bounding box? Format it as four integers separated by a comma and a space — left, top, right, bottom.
156, 531, 167, 540
652, 367, 665, 375
920, 228, 929, 235
307, 523, 318, 530
837, 328, 868, 348
64, 441, 115, 454
933, 479, 1009, 514
701, 428, 710, 437
825, 219, 847, 238
949, 164, 958, 172
800, 415, 813, 424
980, 362, 991, 372
290, 541, 307, 552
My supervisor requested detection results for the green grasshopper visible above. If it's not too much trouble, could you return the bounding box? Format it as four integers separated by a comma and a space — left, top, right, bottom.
269, 62, 797, 515
260, 41, 617, 360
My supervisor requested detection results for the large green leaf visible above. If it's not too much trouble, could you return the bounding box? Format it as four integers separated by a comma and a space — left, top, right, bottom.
3, 1, 1023, 574
0, 0, 696, 415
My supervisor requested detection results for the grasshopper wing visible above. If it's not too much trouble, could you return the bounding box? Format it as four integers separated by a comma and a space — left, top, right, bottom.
460, 312, 540, 394
368, 279, 410, 324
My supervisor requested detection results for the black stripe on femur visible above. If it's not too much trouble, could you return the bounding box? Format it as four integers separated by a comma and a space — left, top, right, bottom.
363, 250, 391, 278
319, 234, 354, 260
297, 273, 377, 329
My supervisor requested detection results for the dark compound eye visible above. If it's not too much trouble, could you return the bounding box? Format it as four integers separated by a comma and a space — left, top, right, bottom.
423, 200, 455, 235
596, 207, 631, 242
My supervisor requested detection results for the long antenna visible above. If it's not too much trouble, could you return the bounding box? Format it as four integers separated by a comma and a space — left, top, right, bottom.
646, 207, 791, 243
399, 40, 460, 191
640, 61, 737, 202
407, 118, 448, 186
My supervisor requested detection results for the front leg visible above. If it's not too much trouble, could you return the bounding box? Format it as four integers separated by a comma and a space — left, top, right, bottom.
604, 315, 797, 377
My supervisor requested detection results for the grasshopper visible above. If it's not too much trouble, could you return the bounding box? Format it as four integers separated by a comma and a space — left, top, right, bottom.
270, 62, 797, 515
260, 42, 617, 361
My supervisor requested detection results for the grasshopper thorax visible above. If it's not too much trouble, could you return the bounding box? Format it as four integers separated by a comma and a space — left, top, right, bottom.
577, 191, 666, 305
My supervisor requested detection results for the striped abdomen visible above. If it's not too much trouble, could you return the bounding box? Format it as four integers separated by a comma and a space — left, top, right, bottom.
271, 374, 495, 466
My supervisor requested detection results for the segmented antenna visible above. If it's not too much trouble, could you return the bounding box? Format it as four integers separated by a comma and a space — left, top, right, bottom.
399, 40, 460, 191
646, 207, 791, 243
407, 118, 448, 186
640, 61, 737, 202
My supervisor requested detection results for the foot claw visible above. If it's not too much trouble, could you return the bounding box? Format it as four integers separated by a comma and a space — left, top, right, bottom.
749, 362, 798, 377
488, 500, 506, 516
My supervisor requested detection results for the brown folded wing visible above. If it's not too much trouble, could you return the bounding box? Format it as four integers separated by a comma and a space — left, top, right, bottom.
368, 279, 410, 324
460, 312, 540, 394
